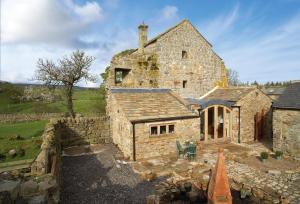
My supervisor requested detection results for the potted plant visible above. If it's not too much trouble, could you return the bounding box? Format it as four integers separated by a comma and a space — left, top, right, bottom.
260, 152, 268, 163
275, 150, 283, 160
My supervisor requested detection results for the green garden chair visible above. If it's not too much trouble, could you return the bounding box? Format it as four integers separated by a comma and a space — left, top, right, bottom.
187, 143, 196, 161
176, 141, 186, 158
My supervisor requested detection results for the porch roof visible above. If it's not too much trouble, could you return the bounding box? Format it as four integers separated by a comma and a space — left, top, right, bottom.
185, 98, 235, 109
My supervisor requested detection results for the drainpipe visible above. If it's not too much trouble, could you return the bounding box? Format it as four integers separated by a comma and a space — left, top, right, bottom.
132, 123, 136, 161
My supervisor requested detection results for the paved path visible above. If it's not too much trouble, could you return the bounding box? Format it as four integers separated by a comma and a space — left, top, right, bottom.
60, 144, 158, 204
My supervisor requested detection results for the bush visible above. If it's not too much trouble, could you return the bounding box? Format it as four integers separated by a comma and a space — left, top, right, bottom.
16, 147, 25, 157
0, 152, 6, 161
275, 150, 283, 158
260, 152, 269, 160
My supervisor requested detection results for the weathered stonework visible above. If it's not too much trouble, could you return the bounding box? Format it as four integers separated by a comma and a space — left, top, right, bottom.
59, 116, 111, 147
135, 118, 200, 160
107, 19, 227, 98
273, 109, 300, 157
231, 89, 272, 143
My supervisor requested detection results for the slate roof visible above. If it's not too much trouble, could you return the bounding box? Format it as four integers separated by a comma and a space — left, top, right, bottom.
111, 88, 198, 122
261, 87, 286, 95
273, 82, 300, 110
203, 87, 255, 102
185, 98, 235, 109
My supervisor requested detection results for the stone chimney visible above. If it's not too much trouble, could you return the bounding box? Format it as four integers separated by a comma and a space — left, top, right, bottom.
138, 23, 148, 53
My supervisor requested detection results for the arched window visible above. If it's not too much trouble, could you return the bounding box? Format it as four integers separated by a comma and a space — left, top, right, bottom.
200, 105, 232, 142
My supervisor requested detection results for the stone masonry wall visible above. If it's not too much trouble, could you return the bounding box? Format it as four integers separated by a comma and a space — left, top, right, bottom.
273, 109, 300, 157
59, 116, 111, 147
107, 20, 226, 98
107, 94, 133, 159
234, 89, 272, 143
155, 21, 225, 98
135, 118, 200, 160
0, 113, 61, 123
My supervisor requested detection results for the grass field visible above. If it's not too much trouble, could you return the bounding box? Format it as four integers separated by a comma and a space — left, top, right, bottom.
0, 87, 106, 114
0, 120, 48, 163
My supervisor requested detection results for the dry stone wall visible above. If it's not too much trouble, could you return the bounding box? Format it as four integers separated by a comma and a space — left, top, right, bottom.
59, 116, 111, 147
0, 113, 61, 123
273, 109, 300, 158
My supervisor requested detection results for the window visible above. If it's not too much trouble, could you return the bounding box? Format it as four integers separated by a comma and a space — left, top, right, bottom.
182, 50, 188, 59
115, 68, 130, 84
168, 125, 175, 134
183, 80, 187, 88
160, 125, 167, 134
150, 126, 158, 135
150, 124, 175, 136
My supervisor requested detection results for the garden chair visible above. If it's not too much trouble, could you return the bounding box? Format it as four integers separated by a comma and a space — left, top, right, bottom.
187, 143, 196, 161
176, 141, 186, 158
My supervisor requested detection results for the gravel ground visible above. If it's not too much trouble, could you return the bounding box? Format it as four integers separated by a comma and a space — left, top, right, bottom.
60, 144, 159, 204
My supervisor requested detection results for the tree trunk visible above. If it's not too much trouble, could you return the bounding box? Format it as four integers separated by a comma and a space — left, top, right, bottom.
66, 85, 75, 118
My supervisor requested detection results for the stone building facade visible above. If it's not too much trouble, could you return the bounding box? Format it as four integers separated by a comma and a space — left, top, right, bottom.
186, 87, 273, 143
273, 81, 300, 157
107, 88, 199, 160
107, 19, 228, 99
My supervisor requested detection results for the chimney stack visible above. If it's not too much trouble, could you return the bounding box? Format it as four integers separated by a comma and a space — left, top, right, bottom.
138, 23, 148, 53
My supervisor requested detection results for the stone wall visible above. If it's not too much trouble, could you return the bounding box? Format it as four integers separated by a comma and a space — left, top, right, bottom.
273, 109, 300, 157
107, 20, 226, 98
0, 113, 61, 123
135, 118, 200, 160
59, 116, 111, 147
107, 94, 133, 159
232, 89, 272, 143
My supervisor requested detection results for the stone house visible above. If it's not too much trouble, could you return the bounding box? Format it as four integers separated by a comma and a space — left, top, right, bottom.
106, 19, 228, 99
105, 19, 274, 160
107, 88, 199, 160
186, 87, 273, 143
273, 81, 300, 157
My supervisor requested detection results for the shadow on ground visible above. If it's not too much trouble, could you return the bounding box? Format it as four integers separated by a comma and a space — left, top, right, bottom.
60, 145, 161, 204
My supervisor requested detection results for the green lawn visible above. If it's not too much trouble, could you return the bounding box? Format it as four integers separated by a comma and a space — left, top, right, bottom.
0, 88, 106, 114
0, 120, 48, 163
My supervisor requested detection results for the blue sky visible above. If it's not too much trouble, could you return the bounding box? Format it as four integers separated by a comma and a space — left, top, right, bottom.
1, 0, 300, 87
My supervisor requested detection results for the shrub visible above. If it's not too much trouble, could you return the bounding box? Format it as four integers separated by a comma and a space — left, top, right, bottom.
0, 152, 6, 161
275, 150, 283, 158
260, 152, 269, 160
16, 147, 25, 157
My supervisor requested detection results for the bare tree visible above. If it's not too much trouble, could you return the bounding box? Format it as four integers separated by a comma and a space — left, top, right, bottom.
35, 50, 96, 117
227, 68, 240, 86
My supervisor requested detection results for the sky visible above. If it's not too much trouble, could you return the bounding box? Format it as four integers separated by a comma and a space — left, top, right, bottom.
1, 0, 300, 87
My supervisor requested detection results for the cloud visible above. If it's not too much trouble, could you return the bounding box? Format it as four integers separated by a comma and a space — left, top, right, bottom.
200, 4, 239, 43
1, 0, 104, 47
159, 5, 179, 22
214, 10, 300, 83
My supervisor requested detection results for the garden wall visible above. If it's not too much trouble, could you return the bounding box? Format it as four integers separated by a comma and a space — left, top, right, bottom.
0, 113, 61, 123
0, 116, 111, 203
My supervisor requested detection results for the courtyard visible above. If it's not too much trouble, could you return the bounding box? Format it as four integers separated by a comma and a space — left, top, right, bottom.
60, 142, 300, 203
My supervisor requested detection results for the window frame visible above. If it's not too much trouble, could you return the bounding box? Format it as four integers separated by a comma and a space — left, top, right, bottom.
149, 123, 175, 137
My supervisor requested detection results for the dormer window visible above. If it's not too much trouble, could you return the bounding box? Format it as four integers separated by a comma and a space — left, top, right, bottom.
182, 50, 188, 59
